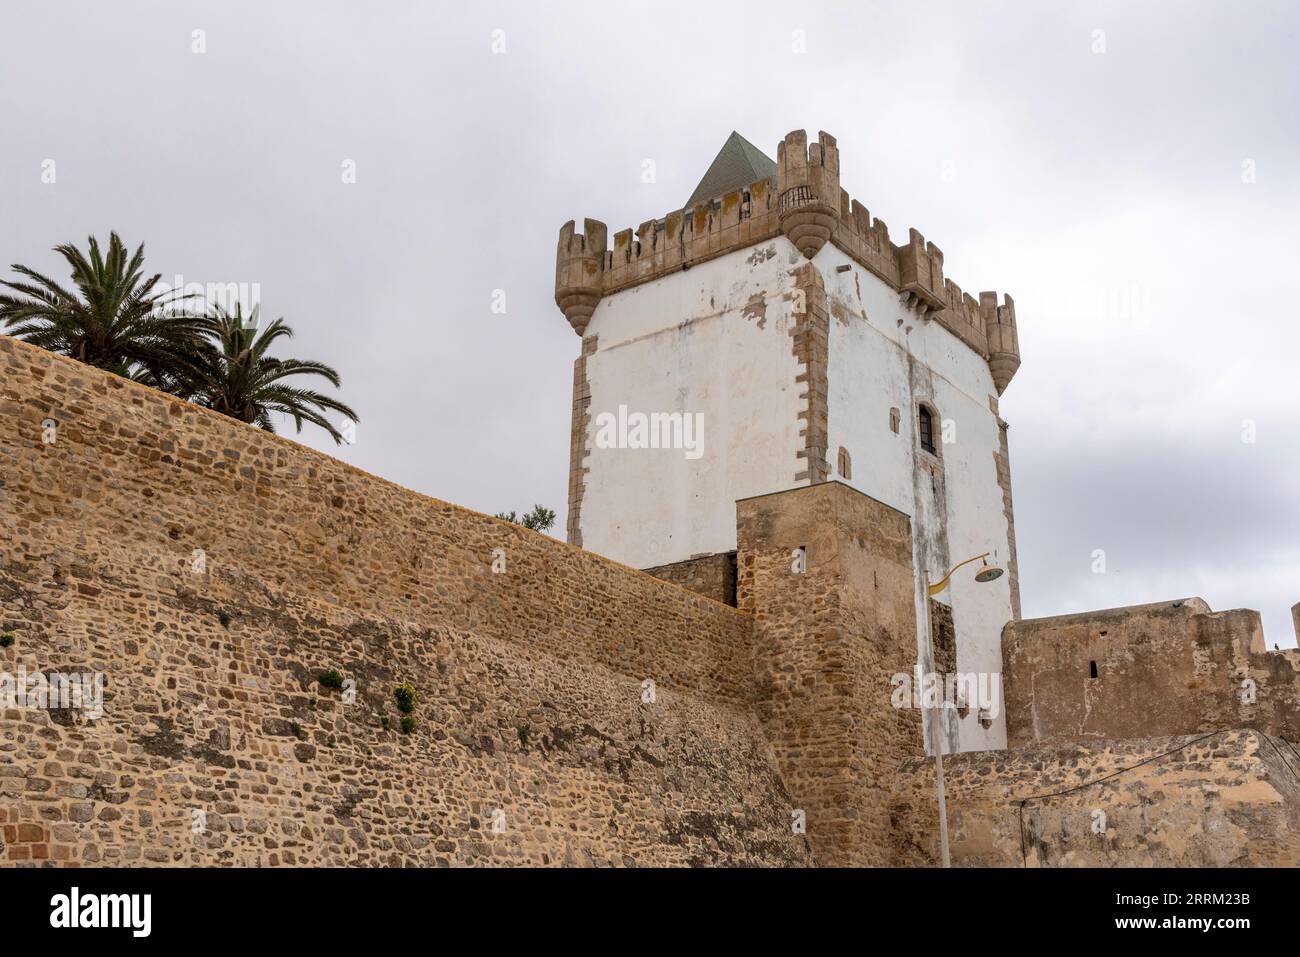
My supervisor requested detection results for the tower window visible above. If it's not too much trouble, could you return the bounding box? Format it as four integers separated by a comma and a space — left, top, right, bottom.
889, 407, 900, 434
837, 446, 852, 480
1090, 660, 1098, 679
918, 406, 936, 455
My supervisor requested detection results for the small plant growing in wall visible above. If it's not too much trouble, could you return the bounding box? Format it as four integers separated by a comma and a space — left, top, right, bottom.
217, 610, 231, 629
290, 721, 305, 740
494, 504, 556, 533
399, 715, 416, 735
393, 682, 418, 714
380, 715, 391, 732
0, 633, 15, 648
318, 669, 345, 690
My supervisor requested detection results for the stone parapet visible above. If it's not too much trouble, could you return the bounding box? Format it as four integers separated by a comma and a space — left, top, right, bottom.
556, 128, 1021, 393
1003, 598, 1300, 747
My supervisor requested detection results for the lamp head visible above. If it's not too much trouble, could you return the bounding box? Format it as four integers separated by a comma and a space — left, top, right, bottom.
974, 561, 1004, 584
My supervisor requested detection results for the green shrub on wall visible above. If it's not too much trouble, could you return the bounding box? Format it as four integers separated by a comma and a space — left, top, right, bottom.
393, 682, 417, 714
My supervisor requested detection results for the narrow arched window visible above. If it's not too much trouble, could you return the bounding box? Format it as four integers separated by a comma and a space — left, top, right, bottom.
918, 405, 936, 455
837, 446, 852, 480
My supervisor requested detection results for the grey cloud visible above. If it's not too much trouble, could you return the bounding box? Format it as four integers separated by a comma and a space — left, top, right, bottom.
2, 0, 1295, 642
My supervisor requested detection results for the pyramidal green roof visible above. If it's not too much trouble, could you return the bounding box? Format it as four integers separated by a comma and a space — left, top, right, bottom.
684, 131, 777, 208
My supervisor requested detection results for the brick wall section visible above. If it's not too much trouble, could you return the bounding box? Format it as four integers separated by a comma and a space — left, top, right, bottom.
790, 263, 830, 485
0, 811, 51, 864
0, 335, 812, 867
566, 334, 597, 546
736, 482, 924, 865
989, 396, 1021, 619
642, 553, 736, 606
890, 730, 1300, 866
1002, 598, 1300, 748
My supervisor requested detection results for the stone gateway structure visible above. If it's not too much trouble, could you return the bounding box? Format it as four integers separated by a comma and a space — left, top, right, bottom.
3, 129, 1299, 868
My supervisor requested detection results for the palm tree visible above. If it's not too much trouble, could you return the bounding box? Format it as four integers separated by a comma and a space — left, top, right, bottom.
0, 233, 204, 385
184, 304, 358, 444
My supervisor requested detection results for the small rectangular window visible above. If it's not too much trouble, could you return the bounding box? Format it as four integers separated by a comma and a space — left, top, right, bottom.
919, 406, 936, 454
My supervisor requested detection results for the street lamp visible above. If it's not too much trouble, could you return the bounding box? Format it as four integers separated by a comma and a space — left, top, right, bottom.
921, 551, 1003, 868
929, 552, 1004, 596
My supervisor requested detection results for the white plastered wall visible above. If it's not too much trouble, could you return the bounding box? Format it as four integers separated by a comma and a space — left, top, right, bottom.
580, 238, 807, 569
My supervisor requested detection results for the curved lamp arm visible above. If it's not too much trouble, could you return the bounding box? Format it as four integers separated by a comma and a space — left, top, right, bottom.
926, 552, 991, 597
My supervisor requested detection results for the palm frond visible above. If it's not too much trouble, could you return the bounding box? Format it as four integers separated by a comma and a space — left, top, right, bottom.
3, 236, 358, 445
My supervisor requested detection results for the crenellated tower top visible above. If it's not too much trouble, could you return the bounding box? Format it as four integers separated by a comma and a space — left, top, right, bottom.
776, 130, 840, 259
555, 128, 1021, 393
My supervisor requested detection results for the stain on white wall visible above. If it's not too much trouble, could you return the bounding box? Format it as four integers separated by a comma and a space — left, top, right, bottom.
581, 239, 805, 568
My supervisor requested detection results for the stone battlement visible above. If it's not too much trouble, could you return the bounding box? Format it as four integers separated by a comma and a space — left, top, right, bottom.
1003, 598, 1300, 748
555, 128, 1021, 393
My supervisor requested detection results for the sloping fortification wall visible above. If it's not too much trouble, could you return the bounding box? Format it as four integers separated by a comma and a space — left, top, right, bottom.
0, 335, 810, 867
1003, 599, 1300, 748
890, 730, 1300, 866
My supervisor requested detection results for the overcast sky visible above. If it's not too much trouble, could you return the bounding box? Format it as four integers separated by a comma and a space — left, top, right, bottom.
2, 0, 1297, 645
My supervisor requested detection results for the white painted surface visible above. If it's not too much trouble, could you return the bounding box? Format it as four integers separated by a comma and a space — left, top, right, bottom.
581, 239, 806, 568
577, 236, 1016, 753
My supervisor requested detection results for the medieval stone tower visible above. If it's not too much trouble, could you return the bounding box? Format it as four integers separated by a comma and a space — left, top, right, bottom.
555, 129, 1023, 753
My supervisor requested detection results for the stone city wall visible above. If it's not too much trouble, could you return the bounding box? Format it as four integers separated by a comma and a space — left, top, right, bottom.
890, 730, 1300, 867
1003, 599, 1300, 748
0, 335, 809, 867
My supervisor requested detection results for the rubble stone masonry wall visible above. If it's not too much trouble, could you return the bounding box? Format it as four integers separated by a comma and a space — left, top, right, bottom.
890, 730, 1300, 866
736, 482, 924, 865
0, 335, 810, 867
1003, 599, 1300, 748
4, 335, 1297, 869
642, 553, 737, 606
